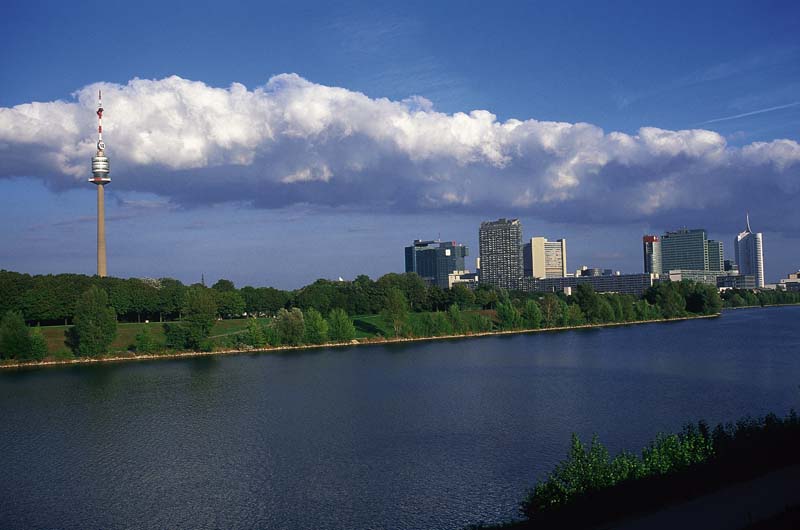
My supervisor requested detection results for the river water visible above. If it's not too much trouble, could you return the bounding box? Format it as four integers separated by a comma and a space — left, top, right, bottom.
1, 307, 798, 529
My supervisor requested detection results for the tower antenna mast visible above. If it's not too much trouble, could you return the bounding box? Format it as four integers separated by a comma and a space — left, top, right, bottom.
90, 89, 111, 277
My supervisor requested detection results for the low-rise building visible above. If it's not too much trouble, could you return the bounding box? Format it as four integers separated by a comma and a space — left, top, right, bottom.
518, 273, 658, 297
717, 274, 756, 290
448, 270, 479, 289
778, 270, 800, 292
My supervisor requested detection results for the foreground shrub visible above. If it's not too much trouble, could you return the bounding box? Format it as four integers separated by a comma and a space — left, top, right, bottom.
522, 421, 715, 517
518, 412, 800, 526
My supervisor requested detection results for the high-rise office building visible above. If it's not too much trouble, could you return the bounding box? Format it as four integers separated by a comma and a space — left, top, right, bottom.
642, 235, 662, 274
707, 240, 724, 272
405, 240, 468, 289
660, 228, 724, 273
734, 214, 765, 288
523, 237, 567, 278
479, 218, 523, 289
661, 229, 708, 271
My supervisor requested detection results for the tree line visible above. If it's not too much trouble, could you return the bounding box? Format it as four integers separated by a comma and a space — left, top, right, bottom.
721, 288, 800, 308
0, 269, 729, 328
1, 267, 728, 361
0, 269, 482, 325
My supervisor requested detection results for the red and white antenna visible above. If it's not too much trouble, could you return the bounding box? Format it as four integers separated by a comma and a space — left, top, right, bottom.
91, 89, 110, 183
96, 90, 104, 147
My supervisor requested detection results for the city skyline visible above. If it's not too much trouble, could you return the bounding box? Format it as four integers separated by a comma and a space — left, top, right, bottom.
1, 1, 798, 288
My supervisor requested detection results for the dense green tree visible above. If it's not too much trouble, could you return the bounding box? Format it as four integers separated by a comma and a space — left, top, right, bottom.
0, 310, 32, 359
426, 286, 449, 312
0, 270, 33, 319
565, 304, 586, 326
450, 284, 476, 309
304, 308, 329, 344
633, 299, 662, 320
447, 304, 466, 333
645, 283, 687, 318
575, 284, 602, 322
382, 287, 409, 337
430, 311, 454, 335
241, 286, 289, 315
134, 326, 158, 354
496, 300, 523, 330
608, 295, 625, 322
163, 323, 189, 349
540, 294, 566, 327
181, 286, 217, 349
327, 308, 356, 342
294, 279, 337, 315
725, 293, 746, 307
68, 286, 117, 357
411, 312, 435, 337
99, 276, 132, 319
475, 286, 500, 309
522, 299, 543, 329
275, 308, 305, 345
158, 278, 186, 321
596, 298, 616, 323
619, 294, 638, 322
375, 273, 427, 312
683, 282, 722, 315
211, 278, 236, 292
245, 318, 267, 347
127, 278, 160, 323
214, 290, 246, 319
28, 328, 48, 360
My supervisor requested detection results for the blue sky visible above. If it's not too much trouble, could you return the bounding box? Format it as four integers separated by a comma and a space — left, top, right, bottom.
1, 0, 798, 288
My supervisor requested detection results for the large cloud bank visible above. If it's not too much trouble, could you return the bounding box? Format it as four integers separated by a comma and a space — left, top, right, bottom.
1, 74, 798, 229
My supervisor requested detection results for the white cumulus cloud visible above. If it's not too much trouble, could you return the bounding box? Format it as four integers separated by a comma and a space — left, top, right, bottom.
0, 74, 798, 231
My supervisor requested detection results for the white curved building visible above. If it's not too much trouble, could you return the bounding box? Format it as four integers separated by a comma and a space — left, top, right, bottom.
734, 214, 765, 288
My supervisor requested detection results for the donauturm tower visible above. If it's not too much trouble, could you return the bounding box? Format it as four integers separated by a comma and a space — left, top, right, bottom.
90, 90, 111, 277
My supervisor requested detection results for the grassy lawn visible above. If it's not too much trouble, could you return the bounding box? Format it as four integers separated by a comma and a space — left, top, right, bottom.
36, 318, 257, 354
351, 314, 392, 338
33, 309, 494, 355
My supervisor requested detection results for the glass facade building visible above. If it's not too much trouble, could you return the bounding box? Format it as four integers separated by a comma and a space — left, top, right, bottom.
661, 229, 708, 271
405, 240, 469, 289
660, 228, 723, 273
707, 240, 724, 272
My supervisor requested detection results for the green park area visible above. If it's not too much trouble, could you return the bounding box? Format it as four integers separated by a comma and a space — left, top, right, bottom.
2, 268, 798, 364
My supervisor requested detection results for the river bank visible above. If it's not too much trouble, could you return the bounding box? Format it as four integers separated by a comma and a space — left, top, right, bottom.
723, 302, 800, 310
0, 313, 719, 370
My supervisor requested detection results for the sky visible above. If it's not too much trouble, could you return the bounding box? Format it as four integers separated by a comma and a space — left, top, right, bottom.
1, 0, 798, 289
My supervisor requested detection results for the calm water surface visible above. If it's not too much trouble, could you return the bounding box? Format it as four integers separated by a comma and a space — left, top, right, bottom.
1, 307, 799, 529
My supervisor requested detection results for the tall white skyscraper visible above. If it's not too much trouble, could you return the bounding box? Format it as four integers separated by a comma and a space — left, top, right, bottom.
734, 214, 765, 288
